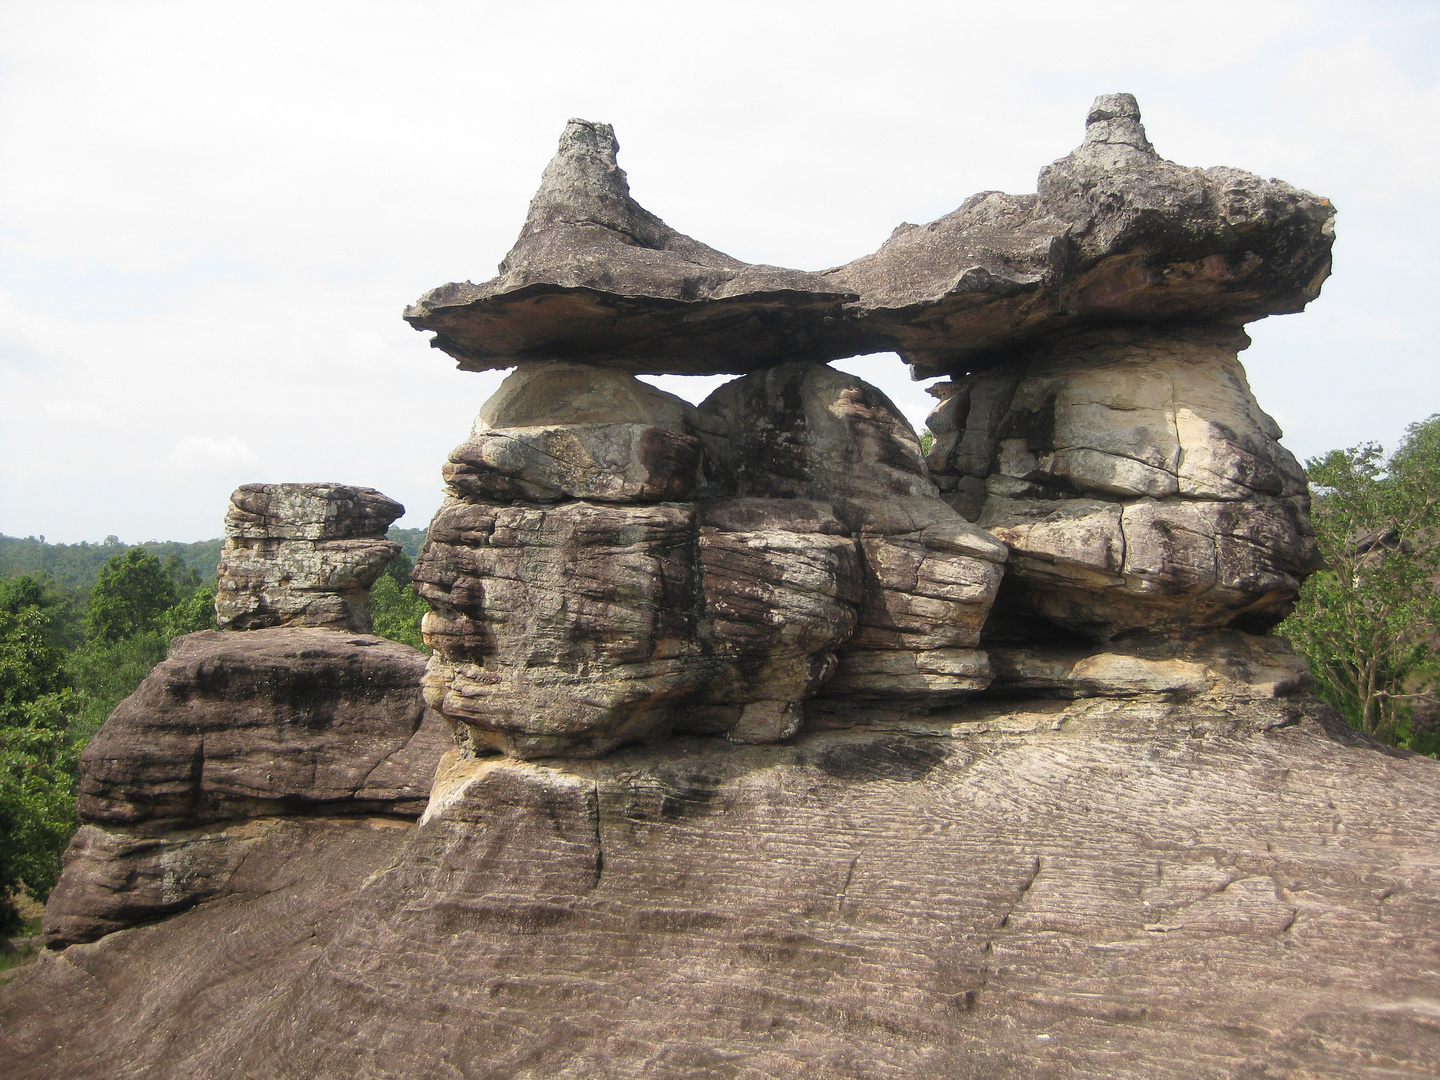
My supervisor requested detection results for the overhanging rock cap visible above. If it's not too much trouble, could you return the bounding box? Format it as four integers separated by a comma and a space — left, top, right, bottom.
827, 92, 1337, 379
404, 119, 863, 376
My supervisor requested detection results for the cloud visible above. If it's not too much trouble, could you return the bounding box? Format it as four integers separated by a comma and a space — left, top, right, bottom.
164, 436, 259, 472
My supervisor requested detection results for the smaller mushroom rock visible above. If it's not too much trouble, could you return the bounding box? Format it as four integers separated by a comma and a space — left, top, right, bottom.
215, 482, 403, 633
406, 120, 857, 375
829, 93, 1336, 377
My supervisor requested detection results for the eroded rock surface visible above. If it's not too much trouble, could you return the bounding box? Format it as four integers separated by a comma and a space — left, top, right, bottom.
405, 120, 857, 375
44, 628, 449, 946
828, 93, 1336, 377
926, 325, 1320, 639
7, 699, 1439, 1079
216, 483, 404, 633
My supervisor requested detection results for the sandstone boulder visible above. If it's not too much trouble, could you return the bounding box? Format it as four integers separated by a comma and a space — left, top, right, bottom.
829, 93, 1335, 377
405, 120, 856, 375
927, 325, 1320, 639
45, 628, 449, 945
695, 362, 1008, 701
441, 363, 703, 503
415, 498, 704, 759
215, 483, 403, 633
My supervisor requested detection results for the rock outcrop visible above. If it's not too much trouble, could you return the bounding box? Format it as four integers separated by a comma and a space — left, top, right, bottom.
404, 120, 857, 375
827, 93, 1336, 377
216, 483, 404, 633
8, 698, 1440, 1079
6, 94, 1405, 1080
407, 95, 1334, 380
416, 360, 1008, 758
45, 484, 445, 947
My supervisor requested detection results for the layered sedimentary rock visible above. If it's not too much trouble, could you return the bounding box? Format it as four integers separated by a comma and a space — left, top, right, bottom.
417, 360, 1008, 758
927, 325, 1320, 639
45, 629, 449, 946
216, 483, 404, 633
9, 698, 1440, 1080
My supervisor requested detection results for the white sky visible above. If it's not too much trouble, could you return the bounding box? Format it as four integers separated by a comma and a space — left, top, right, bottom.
1, 0, 1437, 543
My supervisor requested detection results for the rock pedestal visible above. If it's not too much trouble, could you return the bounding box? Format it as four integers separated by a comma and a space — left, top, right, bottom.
216, 483, 404, 633
926, 325, 1320, 640
416, 360, 1009, 759
45, 484, 446, 947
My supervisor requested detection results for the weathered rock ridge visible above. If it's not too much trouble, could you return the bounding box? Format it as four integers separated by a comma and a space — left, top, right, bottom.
7, 699, 1440, 1079
408, 94, 1333, 377
3, 94, 1399, 1080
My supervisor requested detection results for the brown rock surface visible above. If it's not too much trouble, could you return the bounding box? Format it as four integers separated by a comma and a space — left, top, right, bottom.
45, 628, 449, 946
405, 120, 857, 375
216, 483, 404, 633
828, 93, 1335, 377
5, 696, 1439, 1078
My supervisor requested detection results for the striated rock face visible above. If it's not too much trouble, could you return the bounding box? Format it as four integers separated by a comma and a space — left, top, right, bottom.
8, 698, 1440, 1079
405, 120, 857, 375
926, 325, 1320, 639
416, 361, 1009, 758
43, 628, 449, 946
216, 483, 404, 633
828, 93, 1336, 377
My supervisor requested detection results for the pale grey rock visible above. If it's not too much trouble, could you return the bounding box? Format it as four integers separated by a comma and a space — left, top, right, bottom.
929, 326, 1319, 639
405, 120, 856, 375
986, 630, 1314, 700
215, 483, 403, 633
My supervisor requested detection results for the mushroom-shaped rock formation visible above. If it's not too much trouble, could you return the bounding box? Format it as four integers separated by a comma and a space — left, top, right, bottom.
405, 120, 857, 375
827, 93, 1336, 377
215, 483, 404, 633
47, 481, 444, 947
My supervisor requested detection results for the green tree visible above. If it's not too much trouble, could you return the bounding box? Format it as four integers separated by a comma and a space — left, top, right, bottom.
1283, 414, 1440, 748
86, 548, 178, 645
369, 572, 429, 652
0, 598, 80, 932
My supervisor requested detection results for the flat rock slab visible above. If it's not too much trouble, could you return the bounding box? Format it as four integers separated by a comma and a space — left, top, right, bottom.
4, 697, 1439, 1078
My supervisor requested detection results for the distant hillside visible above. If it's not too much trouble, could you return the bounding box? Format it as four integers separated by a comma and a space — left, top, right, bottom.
389, 527, 427, 561
2, 527, 429, 592
0, 534, 226, 592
